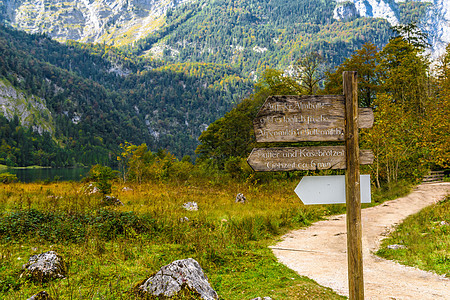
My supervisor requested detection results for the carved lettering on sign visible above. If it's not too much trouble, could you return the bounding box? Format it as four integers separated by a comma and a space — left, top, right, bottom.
247, 146, 374, 172
253, 95, 373, 142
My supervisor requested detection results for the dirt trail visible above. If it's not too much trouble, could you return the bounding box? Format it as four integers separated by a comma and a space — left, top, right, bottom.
271, 182, 450, 299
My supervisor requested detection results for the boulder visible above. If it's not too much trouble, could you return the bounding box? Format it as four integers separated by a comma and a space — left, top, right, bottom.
103, 195, 124, 206
27, 291, 53, 300
235, 193, 246, 203
135, 258, 218, 300
22, 251, 66, 282
183, 202, 198, 211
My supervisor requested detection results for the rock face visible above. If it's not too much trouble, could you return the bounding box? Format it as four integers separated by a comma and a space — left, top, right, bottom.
333, 2, 359, 21
0, 0, 192, 46
333, 0, 400, 25
332, 0, 450, 58
0, 78, 54, 134
423, 0, 450, 58
136, 258, 218, 300
22, 251, 66, 282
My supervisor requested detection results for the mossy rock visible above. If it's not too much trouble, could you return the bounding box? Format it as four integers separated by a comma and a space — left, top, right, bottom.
21, 251, 66, 283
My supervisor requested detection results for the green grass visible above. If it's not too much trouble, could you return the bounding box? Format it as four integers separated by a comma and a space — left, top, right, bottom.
0, 180, 347, 299
370, 180, 414, 206
376, 195, 450, 277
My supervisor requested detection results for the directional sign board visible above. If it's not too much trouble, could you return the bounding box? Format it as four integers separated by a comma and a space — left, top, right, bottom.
253, 95, 373, 142
247, 146, 374, 171
294, 175, 371, 205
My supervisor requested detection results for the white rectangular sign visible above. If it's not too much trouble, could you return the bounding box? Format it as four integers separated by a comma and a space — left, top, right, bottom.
295, 175, 371, 205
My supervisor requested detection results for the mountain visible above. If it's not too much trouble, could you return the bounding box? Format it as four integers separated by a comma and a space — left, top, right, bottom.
0, 0, 192, 46
0, 0, 446, 166
0, 24, 252, 166
0, 0, 446, 59
333, 0, 450, 58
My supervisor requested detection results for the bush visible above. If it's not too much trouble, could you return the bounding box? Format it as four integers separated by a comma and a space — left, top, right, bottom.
0, 172, 18, 184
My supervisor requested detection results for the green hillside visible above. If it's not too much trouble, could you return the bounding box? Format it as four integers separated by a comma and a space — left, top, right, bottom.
0, 0, 433, 167
125, 0, 395, 75
0, 25, 252, 166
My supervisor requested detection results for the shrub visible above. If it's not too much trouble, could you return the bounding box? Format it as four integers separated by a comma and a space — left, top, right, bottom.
0, 172, 18, 184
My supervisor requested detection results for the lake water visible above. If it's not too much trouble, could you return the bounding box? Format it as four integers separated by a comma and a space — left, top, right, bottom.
7, 167, 89, 183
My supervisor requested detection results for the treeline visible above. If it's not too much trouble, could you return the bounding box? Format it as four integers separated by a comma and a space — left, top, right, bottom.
0, 115, 110, 167
195, 25, 450, 186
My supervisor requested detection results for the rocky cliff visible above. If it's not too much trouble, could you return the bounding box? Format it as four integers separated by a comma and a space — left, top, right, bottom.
422, 0, 450, 57
334, 0, 448, 57
0, 78, 53, 134
0, 0, 448, 56
0, 0, 191, 46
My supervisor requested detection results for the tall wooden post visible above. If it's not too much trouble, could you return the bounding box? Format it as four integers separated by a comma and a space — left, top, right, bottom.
343, 71, 364, 299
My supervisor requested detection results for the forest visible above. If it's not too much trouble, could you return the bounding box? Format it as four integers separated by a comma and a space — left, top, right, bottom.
194, 24, 449, 186
0, 25, 252, 166
0, 0, 440, 171
68, 25, 449, 190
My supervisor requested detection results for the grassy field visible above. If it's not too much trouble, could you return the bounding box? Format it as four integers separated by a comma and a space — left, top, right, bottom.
0, 179, 349, 299
377, 195, 450, 277
0, 175, 416, 299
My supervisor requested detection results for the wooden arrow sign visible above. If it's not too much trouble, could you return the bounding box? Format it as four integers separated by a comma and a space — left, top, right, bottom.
253, 95, 373, 142
247, 146, 374, 171
294, 175, 371, 205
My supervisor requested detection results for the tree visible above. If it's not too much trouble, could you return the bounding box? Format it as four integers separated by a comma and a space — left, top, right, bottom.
376, 35, 429, 114
86, 165, 118, 195
324, 43, 379, 107
293, 51, 327, 95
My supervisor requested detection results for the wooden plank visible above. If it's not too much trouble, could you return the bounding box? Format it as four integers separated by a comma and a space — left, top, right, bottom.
247, 146, 374, 172
344, 71, 364, 300
253, 95, 345, 142
359, 108, 374, 128
253, 95, 373, 142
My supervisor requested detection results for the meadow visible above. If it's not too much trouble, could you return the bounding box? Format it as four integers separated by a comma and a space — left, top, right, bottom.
0, 178, 349, 299
377, 194, 450, 277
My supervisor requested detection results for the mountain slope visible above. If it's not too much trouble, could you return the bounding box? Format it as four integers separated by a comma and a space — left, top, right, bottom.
0, 0, 192, 46
0, 25, 252, 165
0, 0, 445, 63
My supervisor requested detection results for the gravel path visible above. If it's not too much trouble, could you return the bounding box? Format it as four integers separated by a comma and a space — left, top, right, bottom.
271, 182, 450, 299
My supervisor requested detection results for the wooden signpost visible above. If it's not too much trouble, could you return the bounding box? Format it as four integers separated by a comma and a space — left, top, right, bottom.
248, 71, 370, 300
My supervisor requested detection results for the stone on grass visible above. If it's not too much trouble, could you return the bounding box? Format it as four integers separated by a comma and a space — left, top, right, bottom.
103, 195, 124, 206
251, 297, 272, 300
135, 258, 218, 300
22, 251, 66, 282
84, 183, 99, 195
180, 216, 190, 222
27, 290, 53, 300
235, 193, 246, 203
387, 244, 406, 250
183, 202, 198, 211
